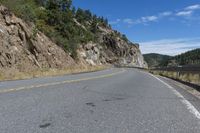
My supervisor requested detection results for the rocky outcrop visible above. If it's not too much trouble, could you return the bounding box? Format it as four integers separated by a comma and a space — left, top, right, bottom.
78, 27, 147, 68
0, 6, 75, 73
0, 5, 147, 76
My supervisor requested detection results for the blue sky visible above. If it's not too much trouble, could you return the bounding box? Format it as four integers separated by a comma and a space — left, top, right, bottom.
73, 0, 200, 55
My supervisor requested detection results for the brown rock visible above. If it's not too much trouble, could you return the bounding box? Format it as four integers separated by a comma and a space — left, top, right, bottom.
0, 5, 76, 73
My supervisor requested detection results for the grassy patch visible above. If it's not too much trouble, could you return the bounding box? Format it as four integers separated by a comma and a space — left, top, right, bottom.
0, 65, 109, 81
151, 70, 200, 86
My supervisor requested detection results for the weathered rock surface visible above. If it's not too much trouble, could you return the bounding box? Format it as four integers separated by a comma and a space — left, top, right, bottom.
78, 27, 147, 68
0, 6, 75, 73
0, 5, 147, 76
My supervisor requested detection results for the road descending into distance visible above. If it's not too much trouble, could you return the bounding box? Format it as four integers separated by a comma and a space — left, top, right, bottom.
1, 68, 200, 133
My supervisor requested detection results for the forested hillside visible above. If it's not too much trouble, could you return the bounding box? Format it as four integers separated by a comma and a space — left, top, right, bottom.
144, 48, 200, 68
0, 0, 116, 58
143, 53, 171, 68
168, 48, 200, 66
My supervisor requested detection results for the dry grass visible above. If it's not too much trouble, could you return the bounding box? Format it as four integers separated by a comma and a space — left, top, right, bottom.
151, 70, 200, 86
0, 65, 110, 81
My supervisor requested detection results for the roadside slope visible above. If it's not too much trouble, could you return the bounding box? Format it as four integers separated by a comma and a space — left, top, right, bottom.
0, 5, 146, 80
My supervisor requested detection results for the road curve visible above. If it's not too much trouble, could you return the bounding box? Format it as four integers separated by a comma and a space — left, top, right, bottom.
0, 68, 200, 133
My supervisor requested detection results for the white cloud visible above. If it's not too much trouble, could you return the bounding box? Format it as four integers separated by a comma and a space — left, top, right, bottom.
176, 10, 193, 16
185, 4, 200, 10
139, 38, 200, 55
123, 18, 134, 24
159, 11, 172, 17
141, 16, 158, 22
109, 19, 121, 25
110, 4, 200, 26
123, 16, 158, 25
175, 4, 200, 17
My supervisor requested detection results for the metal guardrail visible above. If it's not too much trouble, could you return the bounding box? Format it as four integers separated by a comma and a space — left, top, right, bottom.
114, 65, 147, 70
151, 65, 200, 72
150, 65, 200, 91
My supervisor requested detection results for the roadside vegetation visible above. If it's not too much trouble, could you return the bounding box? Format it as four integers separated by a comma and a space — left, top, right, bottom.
0, 65, 109, 81
0, 0, 110, 58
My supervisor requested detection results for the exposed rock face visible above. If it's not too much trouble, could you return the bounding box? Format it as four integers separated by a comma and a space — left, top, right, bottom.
0, 6, 75, 72
0, 5, 147, 75
79, 27, 147, 68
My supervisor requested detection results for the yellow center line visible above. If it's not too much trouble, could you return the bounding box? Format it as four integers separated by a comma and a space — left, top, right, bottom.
0, 69, 126, 94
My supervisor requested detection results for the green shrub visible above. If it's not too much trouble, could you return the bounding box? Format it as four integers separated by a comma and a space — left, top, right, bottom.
32, 26, 38, 39
0, 0, 110, 60
1, 0, 37, 22
36, 19, 54, 35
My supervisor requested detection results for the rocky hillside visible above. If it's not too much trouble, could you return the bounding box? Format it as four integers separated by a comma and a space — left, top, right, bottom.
0, 6, 76, 73
0, 4, 147, 76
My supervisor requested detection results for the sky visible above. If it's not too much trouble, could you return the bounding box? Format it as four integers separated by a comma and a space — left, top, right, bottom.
73, 0, 200, 55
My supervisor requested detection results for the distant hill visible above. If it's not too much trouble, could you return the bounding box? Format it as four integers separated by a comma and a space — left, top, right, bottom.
168, 48, 200, 66
143, 53, 172, 68
144, 48, 200, 68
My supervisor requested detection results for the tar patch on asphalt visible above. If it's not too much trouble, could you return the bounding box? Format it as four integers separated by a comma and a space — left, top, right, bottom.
39, 123, 51, 128
114, 97, 125, 100
86, 102, 96, 107
103, 99, 112, 102
103, 97, 125, 102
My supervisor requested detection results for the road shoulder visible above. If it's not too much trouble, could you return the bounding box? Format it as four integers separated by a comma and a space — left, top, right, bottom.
158, 75, 200, 114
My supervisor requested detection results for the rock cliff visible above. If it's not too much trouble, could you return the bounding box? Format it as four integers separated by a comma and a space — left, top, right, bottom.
79, 26, 147, 68
0, 5, 147, 75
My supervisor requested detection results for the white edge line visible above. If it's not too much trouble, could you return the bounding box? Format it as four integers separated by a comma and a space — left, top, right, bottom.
147, 72, 200, 120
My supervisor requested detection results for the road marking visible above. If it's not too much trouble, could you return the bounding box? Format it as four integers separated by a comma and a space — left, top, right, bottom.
148, 73, 173, 89
0, 69, 125, 94
148, 73, 200, 120
162, 76, 200, 100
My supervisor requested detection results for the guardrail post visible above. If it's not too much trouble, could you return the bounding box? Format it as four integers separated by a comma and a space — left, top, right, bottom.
178, 71, 180, 78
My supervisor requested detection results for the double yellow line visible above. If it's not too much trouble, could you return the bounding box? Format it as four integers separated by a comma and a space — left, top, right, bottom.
0, 69, 125, 94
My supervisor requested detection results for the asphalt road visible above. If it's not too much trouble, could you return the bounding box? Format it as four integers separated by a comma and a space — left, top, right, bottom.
0, 68, 200, 133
